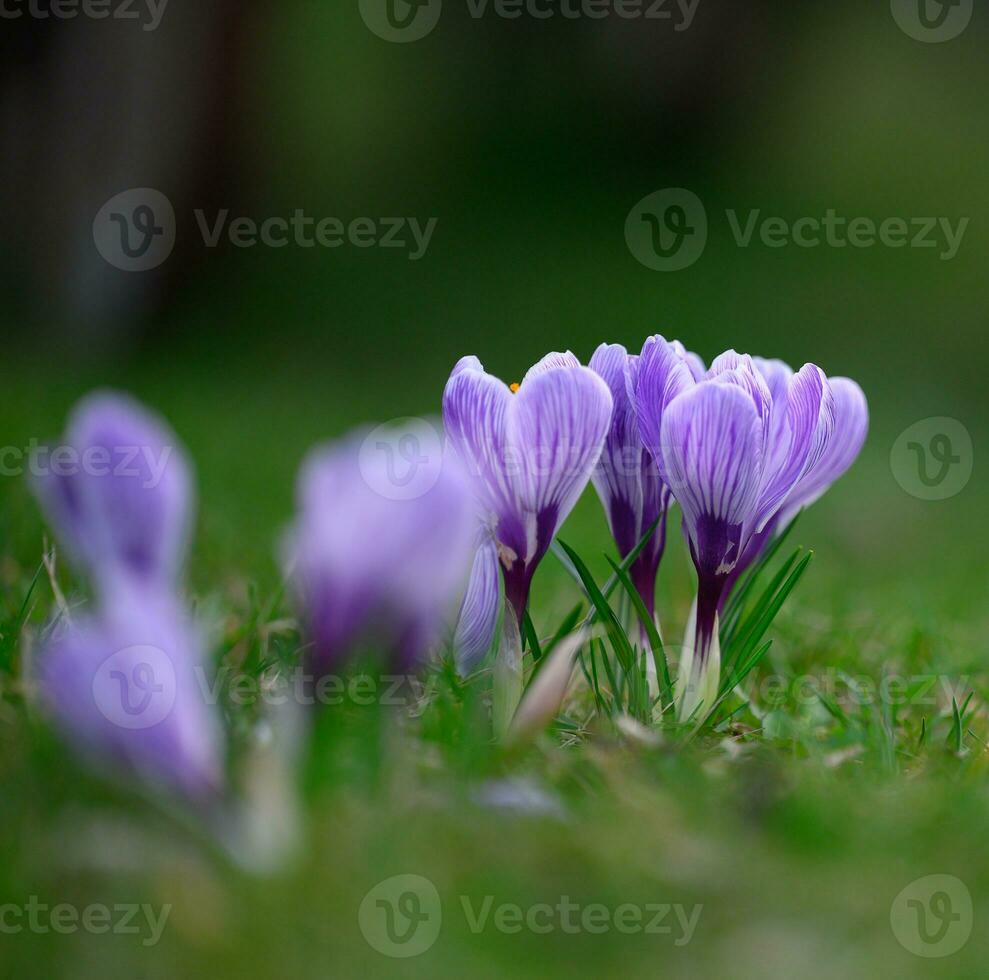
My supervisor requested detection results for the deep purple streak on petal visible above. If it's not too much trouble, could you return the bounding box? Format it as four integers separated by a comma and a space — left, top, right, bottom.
717, 513, 778, 611
661, 381, 763, 576
693, 570, 727, 670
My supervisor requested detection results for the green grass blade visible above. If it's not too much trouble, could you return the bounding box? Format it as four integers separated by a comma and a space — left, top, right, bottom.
604, 555, 672, 713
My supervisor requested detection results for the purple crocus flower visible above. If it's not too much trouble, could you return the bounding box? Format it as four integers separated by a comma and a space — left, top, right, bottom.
721, 362, 869, 604
37, 583, 224, 800
443, 352, 613, 631
285, 426, 475, 675
640, 349, 835, 720
31, 393, 223, 798
588, 339, 703, 620
30, 392, 192, 592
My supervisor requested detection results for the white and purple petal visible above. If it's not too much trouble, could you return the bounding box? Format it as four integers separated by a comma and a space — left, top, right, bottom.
752, 363, 835, 533
590, 343, 670, 614
634, 334, 695, 485
661, 381, 763, 577
453, 532, 502, 675
779, 376, 868, 524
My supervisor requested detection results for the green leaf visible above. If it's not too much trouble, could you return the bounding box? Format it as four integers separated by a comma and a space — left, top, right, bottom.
551, 516, 661, 617
555, 540, 637, 677
604, 555, 672, 714
522, 611, 543, 663
723, 551, 813, 682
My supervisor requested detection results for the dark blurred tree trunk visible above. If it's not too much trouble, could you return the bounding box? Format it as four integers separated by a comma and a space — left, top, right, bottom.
0, 0, 249, 355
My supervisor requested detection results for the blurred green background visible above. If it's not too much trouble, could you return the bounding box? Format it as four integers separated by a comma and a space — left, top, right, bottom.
1, 1, 987, 977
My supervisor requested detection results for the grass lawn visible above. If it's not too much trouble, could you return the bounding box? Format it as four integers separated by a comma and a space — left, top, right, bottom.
1, 194, 986, 977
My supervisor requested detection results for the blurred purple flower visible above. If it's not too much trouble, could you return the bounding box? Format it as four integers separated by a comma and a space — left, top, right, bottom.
640, 350, 835, 719
37, 582, 224, 800
31, 392, 192, 592
31, 393, 223, 799
285, 426, 475, 675
443, 352, 613, 629
589, 338, 703, 619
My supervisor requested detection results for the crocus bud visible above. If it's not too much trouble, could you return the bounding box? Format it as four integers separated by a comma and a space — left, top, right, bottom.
285, 423, 476, 675
37, 583, 224, 800
31, 391, 192, 592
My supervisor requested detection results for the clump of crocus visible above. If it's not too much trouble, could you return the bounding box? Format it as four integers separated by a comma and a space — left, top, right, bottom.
284, 424, 475, 676
443, 352, 613, 671
638, 345, 836, 722
588, 339, 704, 624
31, 393, 224, 799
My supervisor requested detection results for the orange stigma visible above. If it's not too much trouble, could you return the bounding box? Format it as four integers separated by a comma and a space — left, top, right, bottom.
509, 382, 521, 393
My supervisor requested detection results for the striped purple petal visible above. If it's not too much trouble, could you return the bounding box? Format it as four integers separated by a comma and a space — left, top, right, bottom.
633, 334, 695, 486
589, 342, 670, 617
779, 376, 868, 525
661, 381, 764, 578
443, 353, 612, 623
751, 363, 835, 534
453, 532, 501, 674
